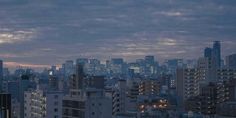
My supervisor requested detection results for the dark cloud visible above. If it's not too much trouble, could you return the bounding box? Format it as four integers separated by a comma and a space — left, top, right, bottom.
0, 0, 236, 69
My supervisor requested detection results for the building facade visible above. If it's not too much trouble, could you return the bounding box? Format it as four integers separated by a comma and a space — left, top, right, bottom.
24, 90, 63, 118
62, 89, 112, 118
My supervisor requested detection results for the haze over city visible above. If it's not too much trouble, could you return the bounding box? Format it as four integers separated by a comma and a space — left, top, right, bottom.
1, 0, 236, 118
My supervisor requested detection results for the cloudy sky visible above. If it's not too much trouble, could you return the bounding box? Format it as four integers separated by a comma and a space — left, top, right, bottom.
0, 0, 236, 70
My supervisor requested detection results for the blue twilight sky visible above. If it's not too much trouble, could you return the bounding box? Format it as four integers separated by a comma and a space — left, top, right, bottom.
0, 0, 236, 69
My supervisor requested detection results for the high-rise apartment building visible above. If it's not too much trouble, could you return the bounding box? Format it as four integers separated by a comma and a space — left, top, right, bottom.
69, 64, 84, 96
197, 57, 217, 82
139, 79, 160, 96
112, 80, 127, 116
176, 68, 199, 110
185, 83, 217, 115
24, 89, 63, 118
185, 78, 236, 116
216, 69, 236, 80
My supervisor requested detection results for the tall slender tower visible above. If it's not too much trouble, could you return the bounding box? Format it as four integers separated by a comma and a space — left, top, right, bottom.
212, 41, 221, 68
76, 64, 84, 90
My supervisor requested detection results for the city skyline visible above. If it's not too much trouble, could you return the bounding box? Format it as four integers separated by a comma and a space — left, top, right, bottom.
1, 41, 233, 72
1, 0, 236, 70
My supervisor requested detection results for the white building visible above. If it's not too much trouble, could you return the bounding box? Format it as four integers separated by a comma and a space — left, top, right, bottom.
24, 89, 63, 118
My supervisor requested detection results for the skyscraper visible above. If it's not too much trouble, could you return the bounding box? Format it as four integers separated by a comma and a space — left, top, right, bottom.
202, 41, 221, 82
212, 41, 221, 68
204, 47, 212, 58
76, 64, 84, 90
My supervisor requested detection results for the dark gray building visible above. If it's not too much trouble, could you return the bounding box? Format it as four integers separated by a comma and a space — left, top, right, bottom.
0, 93, 11, 118
216, 101, 236, 117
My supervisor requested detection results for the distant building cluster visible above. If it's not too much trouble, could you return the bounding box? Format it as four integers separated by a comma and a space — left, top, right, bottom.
0, 41, 236, 118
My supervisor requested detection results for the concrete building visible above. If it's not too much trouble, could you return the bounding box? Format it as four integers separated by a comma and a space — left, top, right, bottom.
185, 78, 236, 116
63, 64, 112, 118
197, 57, 219, 82
62, 89, 112, 118
24, 89, 63, 118
197, 57, 211, 81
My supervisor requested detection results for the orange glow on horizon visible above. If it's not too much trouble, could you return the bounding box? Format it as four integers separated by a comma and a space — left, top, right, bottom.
3, 61, 60, 69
